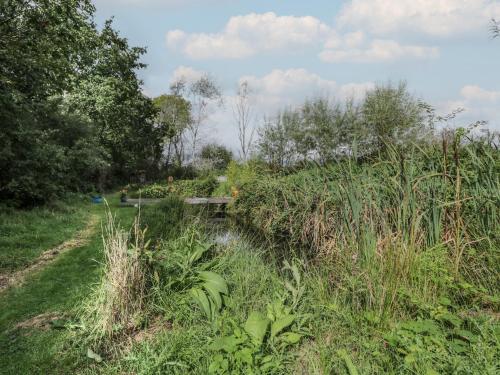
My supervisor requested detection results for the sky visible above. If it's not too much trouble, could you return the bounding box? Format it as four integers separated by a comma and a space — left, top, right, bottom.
92, 0, 500, 150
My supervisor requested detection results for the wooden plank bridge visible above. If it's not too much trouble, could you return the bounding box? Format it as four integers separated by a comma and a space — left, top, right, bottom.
121, 197, 232, 207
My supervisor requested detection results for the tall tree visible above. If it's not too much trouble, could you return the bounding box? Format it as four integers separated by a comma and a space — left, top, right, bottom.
0, 0, 159, 204
233, 81, 255, 161
171, 75, 223, 162
153, 94, 191, 168
361, 82, 426, 153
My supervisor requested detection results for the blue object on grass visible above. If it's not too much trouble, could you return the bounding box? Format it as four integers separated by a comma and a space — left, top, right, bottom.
92, 195, 103, 204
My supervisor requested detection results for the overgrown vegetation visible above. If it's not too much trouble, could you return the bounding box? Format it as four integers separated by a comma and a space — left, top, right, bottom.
0, 0, 164, 205
133, 176, 218, 199
1, 4, 498, 373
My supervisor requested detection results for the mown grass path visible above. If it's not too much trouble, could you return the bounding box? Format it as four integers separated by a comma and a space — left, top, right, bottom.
0, 196, 136, 374
0, 214, 99, 293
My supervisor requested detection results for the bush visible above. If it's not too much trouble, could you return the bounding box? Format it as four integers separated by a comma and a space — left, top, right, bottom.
138, 184, 171, 199
137, 176, 218, 199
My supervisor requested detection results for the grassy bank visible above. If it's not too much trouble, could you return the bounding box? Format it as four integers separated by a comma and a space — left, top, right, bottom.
0, 195, 137, 374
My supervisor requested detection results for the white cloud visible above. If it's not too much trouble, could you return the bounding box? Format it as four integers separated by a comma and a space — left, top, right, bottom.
460, 85, 500, 102
320, 39, 439, 63
167, 12, 440, 63
170, 65, 206, 83
337, 0, 500, 37
440, 85, 500, 131
240, 68, 374, 113
166, 12, 331, 59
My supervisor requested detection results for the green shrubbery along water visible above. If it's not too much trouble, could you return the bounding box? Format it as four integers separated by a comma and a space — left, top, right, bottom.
133, 176, 219, 199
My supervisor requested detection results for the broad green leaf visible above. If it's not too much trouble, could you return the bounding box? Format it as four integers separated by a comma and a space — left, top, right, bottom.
210, 335, 245, 353
280, 332, 302, 344
198, 271, 228, 294
189, 243, 211, 264
244, 312, 269, 348
203, 282, 223, 311
190, 288, 212, 320
270, 314, 295, 338
337, 349, 359, 375
235, 347, 254, 365
86, 348, 103, 363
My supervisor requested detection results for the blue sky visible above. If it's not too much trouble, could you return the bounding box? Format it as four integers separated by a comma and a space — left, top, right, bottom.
93, 0, 500, 147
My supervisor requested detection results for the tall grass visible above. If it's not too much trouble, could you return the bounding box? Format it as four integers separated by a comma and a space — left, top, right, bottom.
81, 208, 147, 345
233, 136, 499, 319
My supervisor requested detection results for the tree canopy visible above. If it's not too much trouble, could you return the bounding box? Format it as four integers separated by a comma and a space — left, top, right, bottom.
0, 0, 160, 205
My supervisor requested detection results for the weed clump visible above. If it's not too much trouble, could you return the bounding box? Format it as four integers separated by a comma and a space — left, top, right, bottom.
81, 209, 147, 347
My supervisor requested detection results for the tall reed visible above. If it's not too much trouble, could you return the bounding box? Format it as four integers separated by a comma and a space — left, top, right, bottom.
234, 137, 499, 319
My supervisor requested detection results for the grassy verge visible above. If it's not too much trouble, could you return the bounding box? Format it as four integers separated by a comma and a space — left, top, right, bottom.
0, 198, 91, 273
0, 195, 137, 374
81, 228, 500, 374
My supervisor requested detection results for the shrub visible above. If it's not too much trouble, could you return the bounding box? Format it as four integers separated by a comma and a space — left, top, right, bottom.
139, 184, 171, 199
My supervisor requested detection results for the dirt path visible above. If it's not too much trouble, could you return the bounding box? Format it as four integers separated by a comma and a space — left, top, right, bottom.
0, 214, 99, 293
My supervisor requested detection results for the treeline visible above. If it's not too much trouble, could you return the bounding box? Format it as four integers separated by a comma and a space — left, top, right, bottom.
257, 82, 437, 169
0, 0, 162, 205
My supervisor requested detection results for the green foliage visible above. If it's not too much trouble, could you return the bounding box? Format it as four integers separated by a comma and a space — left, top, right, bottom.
0, 0, 159, 205
139, 196, 185, 242
200, 143, 234, 171
137, 184, 172, 199
361, 81, 427, 153
213, 160, 265, 196
234, 138, 500, 318
138, 177, 218, 199
150, 226, 229, 321
257, 82, 429, 167
384, 302, 499, 374
209, 261, 307, 374
153, 94, 191, 168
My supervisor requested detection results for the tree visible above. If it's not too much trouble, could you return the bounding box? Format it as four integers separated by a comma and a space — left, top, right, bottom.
233, 81, 256, 161
199, 144, 233, 171
300, 98, 359, 162
257, 111, 297, 170
0, 0, 160, 204
153, 94, 191, 168
170, 75, 223, 162
361, 82, 426, 153
68, 19, 160, 179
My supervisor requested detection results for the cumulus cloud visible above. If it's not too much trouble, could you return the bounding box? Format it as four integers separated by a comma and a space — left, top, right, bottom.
460, 85, 500, 102
166, 11, 440, 63
166, 12, 332, 59
170, 65, 206, 83
337, 0, 500, 37
440, 85, 500, 131
320, 39, 439, 63
239, 68, 374, 113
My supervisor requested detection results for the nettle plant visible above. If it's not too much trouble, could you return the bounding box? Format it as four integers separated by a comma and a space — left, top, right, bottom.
209, 261, 307, 374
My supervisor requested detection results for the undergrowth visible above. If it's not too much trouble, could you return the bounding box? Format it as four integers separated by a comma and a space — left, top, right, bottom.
74, 136, 499, 373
